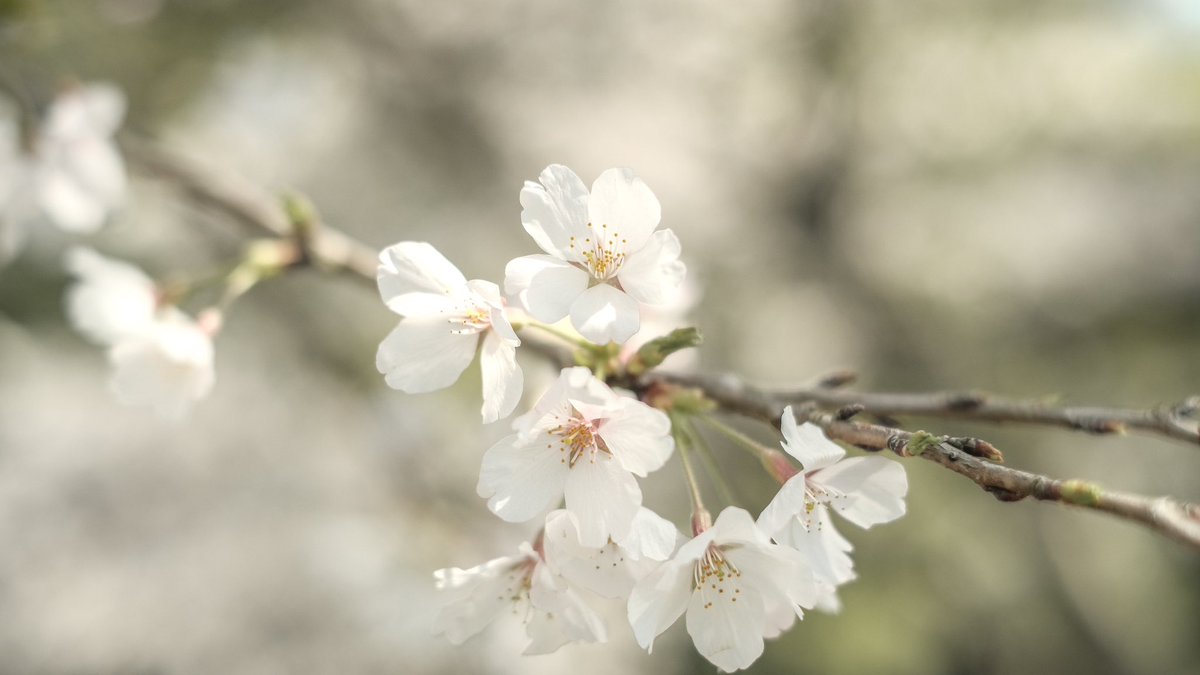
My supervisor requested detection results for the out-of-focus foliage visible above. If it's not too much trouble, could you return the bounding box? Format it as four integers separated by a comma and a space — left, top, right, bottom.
1, 1, 1198, 674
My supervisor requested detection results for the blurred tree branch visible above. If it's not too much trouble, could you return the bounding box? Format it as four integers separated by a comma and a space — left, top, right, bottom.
120, 136, 379, 286
122, 138, 1200, 551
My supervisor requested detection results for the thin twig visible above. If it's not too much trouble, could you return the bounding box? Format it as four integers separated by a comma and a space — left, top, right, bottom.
657, 373, 1200, 445
120, 135, 380, 285
655, 371, 1200, 550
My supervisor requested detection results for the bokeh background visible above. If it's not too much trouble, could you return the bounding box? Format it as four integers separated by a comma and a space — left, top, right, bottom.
1, 0, 1199, 673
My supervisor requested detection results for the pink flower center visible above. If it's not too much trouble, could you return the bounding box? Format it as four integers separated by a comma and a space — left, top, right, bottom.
552, 414, 610, 468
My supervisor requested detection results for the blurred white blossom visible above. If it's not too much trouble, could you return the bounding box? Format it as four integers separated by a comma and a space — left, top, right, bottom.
63, 246, 158, 345
433, 539, 606, 655
0, 84, 127, 266
64, 247, 214, 419
108, 308, 215, 420
32, 83, 128, 233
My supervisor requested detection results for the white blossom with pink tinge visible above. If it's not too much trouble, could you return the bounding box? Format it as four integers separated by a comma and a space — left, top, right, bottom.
32, 83, 128, 233
757, 405, 908, 611
504, 164, 685, 345
376, 241, 523, 423
627, 507, 819, 673
64, 247, 215, 420
433, 538, 606, 655
477, 367, 674, 547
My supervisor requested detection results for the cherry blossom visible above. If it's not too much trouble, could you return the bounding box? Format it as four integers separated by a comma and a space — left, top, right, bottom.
433, 539, 606, 655
64, 246, 158, 345
108, 308, 216, 420
627, 507, 818, 673
31, 83, 128, 233
64, 247, 216, 419
542, 507, 680, 599
756, 406, 907, 610
376, 241, 523, 423
1, 84, 126, 264
477, 366, 674, 547
504, 164, 686, 345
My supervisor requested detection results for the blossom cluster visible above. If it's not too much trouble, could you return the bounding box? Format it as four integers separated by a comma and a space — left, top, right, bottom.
376, 165, 910, 671
0, 83, 217, 419
22, 79, 908, 666
64, 247, 217, 420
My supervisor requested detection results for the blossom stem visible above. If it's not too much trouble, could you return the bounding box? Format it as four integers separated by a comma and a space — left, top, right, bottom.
685, 418, 741, 508
694, 414, 773, 461
217, 239, 302, 311
512, 320, 593, 350
159, 261, 243, 306
670, 412, 707, 515
695, 413, 798, 484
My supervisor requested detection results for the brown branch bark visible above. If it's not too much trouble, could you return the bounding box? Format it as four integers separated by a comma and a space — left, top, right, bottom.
720, 379, 1200, 445
119, 137, 1200, 551
653, 371, 1200, 550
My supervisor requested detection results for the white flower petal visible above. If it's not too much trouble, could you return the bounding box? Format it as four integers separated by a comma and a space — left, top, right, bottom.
617, 229, 686, 305
776, 505, 856, 602
569, 282, 640, 345
597, 398, 673, 476
761, 595, 799, 640
544, 510, 640, 599
44, 83, 126, 139
375, 318, 477, 393
520, 164, 591, 261
468, 278, 522, 344
488, 305, 520, 345
709, 506, 772, 547
780, 406, 846, 471
563, 451, 641, 547
587, 168, 661, 251
479, 329, 523, 424
477, 431, 569, 523
813, 456, 908, 529
108, 310, 214, 420
503, 254, 589, 323
35, 159, 114, 233
64, 246, 158, 345
628, 557, 693, 652
512, 366, 611, 441
525, 563, 607, 654
755, 474, 810, 539
615, 507, 681, 562
685, 575, 767, 673
432, 554, 530, 645
377, 242, 468, 307
724, 541, 818, 612
380, 291, 457, 318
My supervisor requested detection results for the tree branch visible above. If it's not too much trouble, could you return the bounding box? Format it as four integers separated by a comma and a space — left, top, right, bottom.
118, 136, 1200, 551
706, 378, 1200, 445
120, 135, 380, 286
654, 370, 1200, 550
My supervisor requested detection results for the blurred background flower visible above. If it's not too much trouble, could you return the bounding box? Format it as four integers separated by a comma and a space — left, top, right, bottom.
0, 1, 1198, 673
